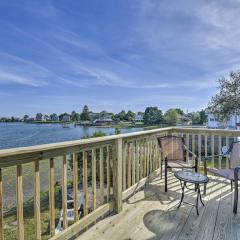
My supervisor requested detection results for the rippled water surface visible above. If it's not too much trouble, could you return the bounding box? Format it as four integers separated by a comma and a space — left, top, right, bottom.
0, 122, 143, 150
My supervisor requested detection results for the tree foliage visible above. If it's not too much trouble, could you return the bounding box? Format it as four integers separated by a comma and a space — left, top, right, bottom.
164, 109, 180, 125
71, 111, 80, 122
125, 110, 135, 121
143, 107, 163, 125
80, 105, 90, 121
209, 71, 240, 121
113, 110, 126, 121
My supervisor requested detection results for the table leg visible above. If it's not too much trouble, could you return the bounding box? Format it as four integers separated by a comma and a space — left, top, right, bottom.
178, 181, 185, 209
195, 184, 200, 215
199, 186, 205, 206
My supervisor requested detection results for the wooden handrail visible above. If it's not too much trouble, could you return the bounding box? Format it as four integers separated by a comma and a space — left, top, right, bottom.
1, 126, 240, 240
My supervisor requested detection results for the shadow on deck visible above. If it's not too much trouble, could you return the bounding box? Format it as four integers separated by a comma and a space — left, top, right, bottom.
79, 172, 240, 240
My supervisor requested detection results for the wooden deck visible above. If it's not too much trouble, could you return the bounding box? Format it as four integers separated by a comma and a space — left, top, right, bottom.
79, 172, 240, 240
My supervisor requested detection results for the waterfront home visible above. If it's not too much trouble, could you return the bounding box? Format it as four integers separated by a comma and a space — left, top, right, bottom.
207, 111, 240, 129
35, 113, 44, 121
93, 117, 115, 125
43, 115, 50, 121
62, 114, 71, 122
50, 113, 59, 121
89, 112, 100, 121
134, 114, 144, 122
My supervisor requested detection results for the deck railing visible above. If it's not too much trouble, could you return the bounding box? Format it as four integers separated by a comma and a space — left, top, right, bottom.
0, 127, 240, 239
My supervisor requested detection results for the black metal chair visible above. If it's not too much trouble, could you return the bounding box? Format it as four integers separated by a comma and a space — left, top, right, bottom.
157, 136, 198, 192
203, 141, 240, 213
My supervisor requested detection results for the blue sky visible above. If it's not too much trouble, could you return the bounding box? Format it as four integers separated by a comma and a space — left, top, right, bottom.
0, 0, 240, 117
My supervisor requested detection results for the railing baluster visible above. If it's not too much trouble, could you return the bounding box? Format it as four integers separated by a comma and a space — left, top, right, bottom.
147, 138, 150, 175
0, 169, 3, 240
136, 140, 139, 182
144, 139, 147, 177
17, 164, 24, 240
92, 149, 96, 210
127, 143, 131, 188
218, 136, 222, 169
34, 160, 41, 240
83, 151, 88, 216
132, 143, 135, 185
149, 137, 152, 173
211, 135, 215, 167
62, 155, 68, 229
198, 134, 201, 164
100, 148, 104, 205
205, 135, 208, 158
122, 142, 127, 191
106, 146, 110, 202
192, 134, 195, 156
73, 153, 78, 223
113, 138, 123, 213
226, 136, 229, 169
49, 158, 55, 237
139, 140, 143, 180
186, 134, 189, 162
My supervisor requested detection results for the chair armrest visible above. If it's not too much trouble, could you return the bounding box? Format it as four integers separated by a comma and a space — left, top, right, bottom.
201, 154, 223, 162
183, 145, 197, 158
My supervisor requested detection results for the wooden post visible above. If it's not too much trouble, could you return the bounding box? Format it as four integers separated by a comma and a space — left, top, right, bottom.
62, 155, 68, 229
186, 134, 189, 162
122, 142, 127, 191
92, 149, 97, 210
218, 136, 222, 169
113, 138, 123, 213
17, 164, 24, 240
127, 143, 131, 188
211, 135, 215, 167
226, 136, 229, 169
83, 151, 88, 216
192, 134, 195, 157
73, 153, 79, 223
0, 169, 3, 240
99, 147, 104, 205
49, 158, 55, 237
106, 146, 110, 202
136, 140, 139, 182
205, 135, 208, 158
34, 160, 41, 240
132, 143, 135, 185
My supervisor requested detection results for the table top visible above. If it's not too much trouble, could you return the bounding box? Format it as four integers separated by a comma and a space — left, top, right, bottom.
174, 170, 209, 184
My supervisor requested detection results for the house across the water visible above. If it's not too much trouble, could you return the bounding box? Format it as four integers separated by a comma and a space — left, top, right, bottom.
206, 111, 240, 129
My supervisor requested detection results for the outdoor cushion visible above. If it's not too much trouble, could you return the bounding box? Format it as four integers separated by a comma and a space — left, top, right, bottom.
159, 137, 184, 161
208, 168, 235, 180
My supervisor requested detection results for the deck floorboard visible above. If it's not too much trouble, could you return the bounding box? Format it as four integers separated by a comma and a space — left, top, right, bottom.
79, 172, 239, 240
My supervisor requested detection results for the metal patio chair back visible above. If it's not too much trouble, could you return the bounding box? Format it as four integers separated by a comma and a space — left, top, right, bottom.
158, 136, 198, 192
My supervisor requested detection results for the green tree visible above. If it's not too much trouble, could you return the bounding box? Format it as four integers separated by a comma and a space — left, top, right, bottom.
174, 108, 184, 115
191, 112, 201, 124
164, 109, 180, 125
71, 111, 80, 122
125, 110, 136, 121
143, 107, 163, 125
113, 110, 126, 121
209, 71, 240, 122
199, 110, 207, 124
80, 105, 90, 121
36, 113, 43, 121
